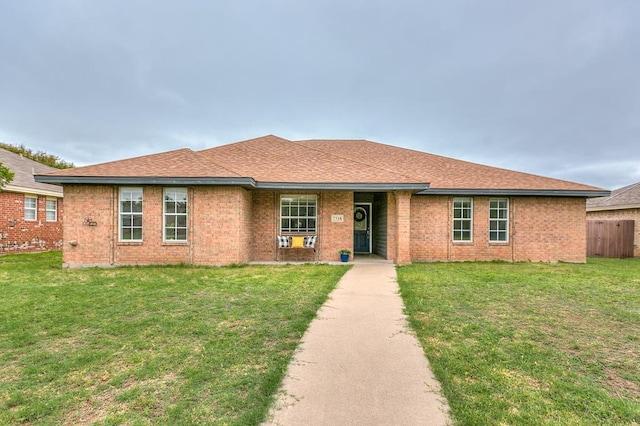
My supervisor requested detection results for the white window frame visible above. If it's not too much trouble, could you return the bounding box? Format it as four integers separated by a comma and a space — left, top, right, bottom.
489, 198, 509, 242
119, 187, 143, 242
24, 195, 37, 221
280, 194, 317, 234
452, 197, 473, 242
163, 188, 188, 242
46, 198, 58, 222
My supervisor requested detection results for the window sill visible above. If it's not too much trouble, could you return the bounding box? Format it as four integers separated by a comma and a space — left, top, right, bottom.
117, 241, 143, 246
162, 241, 188, 246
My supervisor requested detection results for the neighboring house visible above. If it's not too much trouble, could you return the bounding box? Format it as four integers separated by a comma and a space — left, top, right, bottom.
0, 148, 64, 253
35, 135, 608, 267
586, 182, 640, 257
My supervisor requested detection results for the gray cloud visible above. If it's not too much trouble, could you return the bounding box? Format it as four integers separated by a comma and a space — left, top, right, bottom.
1, 0, 638, 189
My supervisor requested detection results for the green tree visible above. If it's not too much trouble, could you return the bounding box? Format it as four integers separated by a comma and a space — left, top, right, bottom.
0, 143, 74, 169
0, 162, 14, 189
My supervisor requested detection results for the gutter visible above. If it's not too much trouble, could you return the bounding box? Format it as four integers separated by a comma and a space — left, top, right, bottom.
3, 183, 63, 198
255, 182, 430, 192
33, 175, 430, 192
34, 175, 257, 189
587, 204, 640, 212
417, 188, 611, 197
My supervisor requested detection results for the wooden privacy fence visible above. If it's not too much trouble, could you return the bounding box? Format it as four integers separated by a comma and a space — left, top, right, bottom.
587, 220, 635, 258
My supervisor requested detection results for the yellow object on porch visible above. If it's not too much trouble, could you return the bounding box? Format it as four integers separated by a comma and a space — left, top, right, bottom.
291, 236, 305, 248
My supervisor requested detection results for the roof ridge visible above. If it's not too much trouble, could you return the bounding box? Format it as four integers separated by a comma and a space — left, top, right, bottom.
0, 147, 59, 172
297, 139, 606, 191
191, 149, 244, 177
294, 139, 429, 183
199, 134, 290, 154
607, 181, 640, 202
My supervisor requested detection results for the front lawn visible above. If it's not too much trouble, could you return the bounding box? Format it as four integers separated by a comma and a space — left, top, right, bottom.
398, 258, 640, 425
0, 251, 348, 425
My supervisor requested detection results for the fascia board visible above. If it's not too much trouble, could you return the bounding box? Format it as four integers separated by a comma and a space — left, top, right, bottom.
255, 182, 430, 192
417, 189, 611, 197
34, 175, 257, 188
3, 184, 63, 198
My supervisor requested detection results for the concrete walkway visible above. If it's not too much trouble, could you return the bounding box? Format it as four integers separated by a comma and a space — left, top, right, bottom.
263, 263, 450, 426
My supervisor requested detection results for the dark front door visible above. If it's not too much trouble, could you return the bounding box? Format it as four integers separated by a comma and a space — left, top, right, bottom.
354, 204, 371, 253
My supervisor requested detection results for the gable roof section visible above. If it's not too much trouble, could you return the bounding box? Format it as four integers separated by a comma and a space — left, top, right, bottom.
587, 182, 640, 211
0, 148, 63, 197
35, 135, 608, 196
297, 139, 607, 196
35, 148, 255, 187
197, 135, 427, 191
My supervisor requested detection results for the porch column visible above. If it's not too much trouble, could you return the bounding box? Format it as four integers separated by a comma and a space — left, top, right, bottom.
395, 191, 412, 265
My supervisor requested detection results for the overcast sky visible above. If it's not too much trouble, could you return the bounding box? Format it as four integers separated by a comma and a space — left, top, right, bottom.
1, 1, 638, 189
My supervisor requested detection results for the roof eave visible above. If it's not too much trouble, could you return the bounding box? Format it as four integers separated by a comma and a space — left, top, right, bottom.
2, 183, 63, 197
587, 204, 640, 212
34, 175, 257, 188
417, 188, 611, 197
255, 182, 430, 192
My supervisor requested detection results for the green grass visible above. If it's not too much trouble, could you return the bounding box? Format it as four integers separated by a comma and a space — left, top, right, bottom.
0, 251, 349, 425
398, 258, 640, 425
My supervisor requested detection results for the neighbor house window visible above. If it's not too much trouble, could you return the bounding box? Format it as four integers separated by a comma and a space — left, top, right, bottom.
46, 198, 58, 222
24, 195, 37, 221
452, 197, 473, 242
164, 188, 188, 242
489, 198, 509, 242
280, 194, 317, 233
119, 187, 143, 241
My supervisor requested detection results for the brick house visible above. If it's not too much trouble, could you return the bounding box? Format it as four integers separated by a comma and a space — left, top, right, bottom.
586, 182, 640, 257
0, 148, 64, 253
35, 135, 607, 267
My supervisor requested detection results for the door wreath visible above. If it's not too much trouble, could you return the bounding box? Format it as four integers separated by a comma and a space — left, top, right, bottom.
354, 207, 366, 222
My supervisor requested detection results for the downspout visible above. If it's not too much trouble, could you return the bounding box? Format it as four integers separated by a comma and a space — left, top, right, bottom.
188, 187, 194, 265
447, 197, 452, 261
110, 186, 116, 265
511, 198, 516, 262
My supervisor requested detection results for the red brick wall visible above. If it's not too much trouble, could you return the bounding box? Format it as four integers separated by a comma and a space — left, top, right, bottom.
62, 185, 252, 267
182, 186, 251, 265
62, 185, 114, 266
513, 197, 586, 262
251, 191, 277, 261
587, 208, 640, 257
59, 185, 589, 266
114, 187, 189, 265
0, 191, 63, 253
410, 195, 587, 263
395, 191, 412, 264
319, 191, 353, 262
386, 192, 397, 263
249, 190, 354, 262
410, 195, 450, 261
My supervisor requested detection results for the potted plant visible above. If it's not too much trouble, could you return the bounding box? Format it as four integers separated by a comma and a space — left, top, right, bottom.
338, 249, 351, 262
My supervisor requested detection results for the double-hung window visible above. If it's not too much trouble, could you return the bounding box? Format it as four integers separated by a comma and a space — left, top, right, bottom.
489, 198, 509, 242
24, 195, 37, 221
452, 197, 473, 242
119, 188, 143, 241
280, 195, 317, 233
164, 188, 188, 242
46, 198, 58, 222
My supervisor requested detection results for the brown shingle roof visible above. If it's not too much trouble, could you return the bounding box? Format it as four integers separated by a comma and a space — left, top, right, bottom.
198, 135, 421, 184
587, 182, 640, 210
36, 135, 608, 195
297, 139, 604, 192
45, 148, 240, 178
0, 148, 63, 196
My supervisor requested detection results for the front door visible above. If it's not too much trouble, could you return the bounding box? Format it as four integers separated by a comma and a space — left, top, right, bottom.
354, 204, 371, 253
